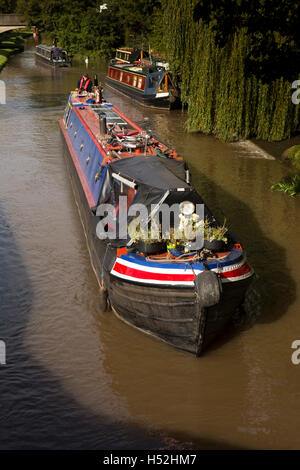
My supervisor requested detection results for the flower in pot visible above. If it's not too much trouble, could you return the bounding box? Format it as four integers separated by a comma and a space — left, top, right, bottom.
203, 218, 228, 251
128, 217, 167, 255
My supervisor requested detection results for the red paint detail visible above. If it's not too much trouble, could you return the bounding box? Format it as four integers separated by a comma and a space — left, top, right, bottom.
117, 247, 128, 257
113, 262, 195, 282
111, 107, 144, 132
112, 261, 251, 282
234, 243, 243, 250
109, 66, 146, 91
220, 263, 251, 278
60, 119, 96, 208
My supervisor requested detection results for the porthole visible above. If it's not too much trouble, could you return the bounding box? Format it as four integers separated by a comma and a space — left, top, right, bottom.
80, 141, 84, 151
86, 154, 90, 165
74, 130, 77, 138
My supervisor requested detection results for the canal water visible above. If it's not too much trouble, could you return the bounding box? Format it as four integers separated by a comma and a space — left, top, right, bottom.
0, 40, 300, 450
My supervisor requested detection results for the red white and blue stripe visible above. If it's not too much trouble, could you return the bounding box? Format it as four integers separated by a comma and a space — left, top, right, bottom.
111, 251, 254, 286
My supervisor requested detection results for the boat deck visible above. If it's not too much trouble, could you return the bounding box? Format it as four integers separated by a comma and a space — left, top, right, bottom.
69, 93, 179, 163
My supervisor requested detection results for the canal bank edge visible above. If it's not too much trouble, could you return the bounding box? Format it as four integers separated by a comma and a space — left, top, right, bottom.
0, 30, 31, 72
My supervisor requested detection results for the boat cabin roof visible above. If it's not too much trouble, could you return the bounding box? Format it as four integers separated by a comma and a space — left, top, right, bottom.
36, 44, 67, 53
109, 156, 189, 190
36, 44, 53, 51
68, 93, 188, 193
115, 48, 149, 62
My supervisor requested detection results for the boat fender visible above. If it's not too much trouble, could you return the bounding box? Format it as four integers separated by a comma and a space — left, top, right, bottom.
99, 282, 108, 312
194, 269, 222, 308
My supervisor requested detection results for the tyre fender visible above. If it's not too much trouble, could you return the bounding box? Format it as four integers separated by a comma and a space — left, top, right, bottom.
194, 269, 222, 308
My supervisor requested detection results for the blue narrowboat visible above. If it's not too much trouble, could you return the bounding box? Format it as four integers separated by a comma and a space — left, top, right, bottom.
59, 91, 254, 355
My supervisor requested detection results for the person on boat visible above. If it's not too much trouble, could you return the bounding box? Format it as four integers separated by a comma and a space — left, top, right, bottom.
33, 27, 39, 41
51, 46, 60, 60
77, 73, 92, 93
95, 82, 104, 103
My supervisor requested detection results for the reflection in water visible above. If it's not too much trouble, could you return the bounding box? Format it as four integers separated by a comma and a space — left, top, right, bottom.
0, 40, 300, 449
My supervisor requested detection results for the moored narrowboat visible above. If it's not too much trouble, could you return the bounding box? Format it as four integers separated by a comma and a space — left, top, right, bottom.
105, 48, 180, 109
59, 91, 254, 356
35, 44, 71, 67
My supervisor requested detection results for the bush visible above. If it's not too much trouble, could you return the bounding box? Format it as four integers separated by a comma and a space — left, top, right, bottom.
271, 175, 300, 197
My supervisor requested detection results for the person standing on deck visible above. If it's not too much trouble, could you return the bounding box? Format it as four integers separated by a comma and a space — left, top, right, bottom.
77, 73, 92, 93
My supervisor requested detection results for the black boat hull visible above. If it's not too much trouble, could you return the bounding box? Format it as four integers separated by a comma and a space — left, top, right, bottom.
61, 127, 253, 355
105, 77, 180, 110
35, 52, 71, 68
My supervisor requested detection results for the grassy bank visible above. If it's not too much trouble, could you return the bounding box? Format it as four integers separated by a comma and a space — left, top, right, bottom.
271, 145, 300, 196
0, 30, 30, 72
284, 145, 300, 171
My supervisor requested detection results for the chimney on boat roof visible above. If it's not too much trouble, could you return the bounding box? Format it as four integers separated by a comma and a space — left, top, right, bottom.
99, 113, 107, 135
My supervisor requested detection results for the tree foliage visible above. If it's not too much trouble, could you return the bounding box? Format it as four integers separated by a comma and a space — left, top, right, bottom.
0, 0, 17, 14
6, 0, 300, 141
161, 0, 300, 141
15, 0, 160, 56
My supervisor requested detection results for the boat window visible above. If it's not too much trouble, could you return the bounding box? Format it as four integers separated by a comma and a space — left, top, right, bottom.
80, 141, 84, 151
120, 72, 123, 81
137, 77, 142, 88
133, 76, 137, 87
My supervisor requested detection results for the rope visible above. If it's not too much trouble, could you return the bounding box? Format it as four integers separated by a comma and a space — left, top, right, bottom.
100, 243, 111, 285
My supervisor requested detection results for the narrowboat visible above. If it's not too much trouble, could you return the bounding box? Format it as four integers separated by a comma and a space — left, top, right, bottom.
35, 44, 71, 67
105, 48, 180, 109
59, 91, 254, 356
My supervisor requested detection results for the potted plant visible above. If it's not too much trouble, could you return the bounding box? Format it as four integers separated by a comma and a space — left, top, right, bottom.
128, 218, 167, 255
203, 218, 228, 251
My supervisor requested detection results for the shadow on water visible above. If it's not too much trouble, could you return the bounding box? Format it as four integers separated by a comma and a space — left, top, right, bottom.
0, 203, 248, 450
0, 203, 161, 450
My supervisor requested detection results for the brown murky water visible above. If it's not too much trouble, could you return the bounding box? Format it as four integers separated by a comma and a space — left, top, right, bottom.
0, 40, 300, 449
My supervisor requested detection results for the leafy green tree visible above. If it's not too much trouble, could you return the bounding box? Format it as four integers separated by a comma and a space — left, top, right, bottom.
0, 0, 17, 13
161, 0, 300, 141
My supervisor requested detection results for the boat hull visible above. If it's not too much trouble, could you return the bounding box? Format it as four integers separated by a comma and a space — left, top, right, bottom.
60, 120, 253, 355
105, 77, 180, 110
108, 272, 251, 355
35, 52, 71, 68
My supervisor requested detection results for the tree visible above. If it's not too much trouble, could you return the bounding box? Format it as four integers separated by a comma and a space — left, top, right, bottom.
0, 0, 17, 13
161, 0, 300, 141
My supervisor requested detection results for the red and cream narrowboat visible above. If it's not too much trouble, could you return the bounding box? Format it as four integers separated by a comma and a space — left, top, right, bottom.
105, 48, 180, 109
